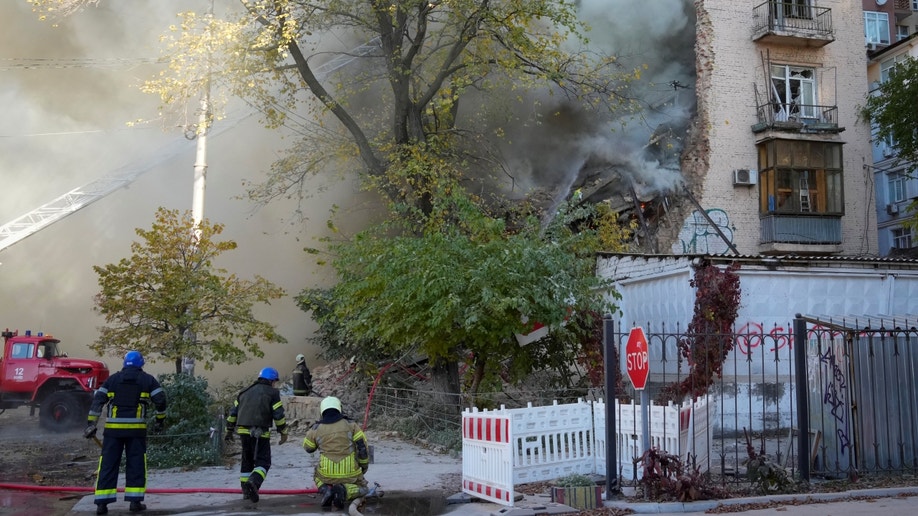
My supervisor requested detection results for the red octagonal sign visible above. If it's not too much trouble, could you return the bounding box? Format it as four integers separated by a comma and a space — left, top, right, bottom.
626, 327, 650, 390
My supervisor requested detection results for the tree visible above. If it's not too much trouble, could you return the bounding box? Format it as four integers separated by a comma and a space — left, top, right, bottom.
42, 0, 644, 395
92, 207, 287, 373
861, 56, 918, 229
298, 169, 624, 403
130, 0, 641, 211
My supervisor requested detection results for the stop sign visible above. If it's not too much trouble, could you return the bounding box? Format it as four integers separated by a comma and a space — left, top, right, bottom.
626, 327, 650, 390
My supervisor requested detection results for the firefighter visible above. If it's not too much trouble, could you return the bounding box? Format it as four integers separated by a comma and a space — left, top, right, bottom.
292, 353, 312, 396
84, 350, 166, 515
303, 396, 370, 510
224, 366, 288, 503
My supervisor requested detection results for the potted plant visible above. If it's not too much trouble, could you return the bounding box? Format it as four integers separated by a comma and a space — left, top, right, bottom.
550, 474, 602, 510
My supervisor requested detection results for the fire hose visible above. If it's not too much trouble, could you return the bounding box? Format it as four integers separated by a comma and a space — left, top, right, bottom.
0, 483, 317, 495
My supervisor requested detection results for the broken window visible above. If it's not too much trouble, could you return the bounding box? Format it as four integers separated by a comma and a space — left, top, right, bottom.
758, 140, 844, 215
770, 64, 816, 122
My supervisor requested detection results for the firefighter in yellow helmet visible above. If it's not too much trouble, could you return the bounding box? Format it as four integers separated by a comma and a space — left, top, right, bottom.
303, 396, 370, 510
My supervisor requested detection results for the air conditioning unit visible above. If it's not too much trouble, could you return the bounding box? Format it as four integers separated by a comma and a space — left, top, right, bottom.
887, 203, 900, 215
882, 146, 895, 158
733, 169, 758, 186
866, 42, 878, 51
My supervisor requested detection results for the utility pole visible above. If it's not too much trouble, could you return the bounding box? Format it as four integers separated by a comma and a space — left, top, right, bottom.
182, 2, 214, 377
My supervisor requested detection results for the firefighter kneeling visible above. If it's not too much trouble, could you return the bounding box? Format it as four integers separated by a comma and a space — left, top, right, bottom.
303, 396, 370, 510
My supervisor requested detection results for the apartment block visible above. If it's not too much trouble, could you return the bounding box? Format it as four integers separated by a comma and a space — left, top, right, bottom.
666, 1, 878, 256
865, 0, 918, 256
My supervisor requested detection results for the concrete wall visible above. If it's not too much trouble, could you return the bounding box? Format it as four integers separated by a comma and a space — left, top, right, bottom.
598, 254, 918, 377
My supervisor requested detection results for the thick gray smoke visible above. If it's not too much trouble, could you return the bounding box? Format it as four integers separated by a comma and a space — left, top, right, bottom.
492, 0, 696, 212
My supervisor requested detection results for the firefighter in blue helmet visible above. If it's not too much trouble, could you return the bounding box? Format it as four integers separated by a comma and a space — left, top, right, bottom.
85, 351, 167, 515
303, 396, 371, 510
224, 366, 288, 504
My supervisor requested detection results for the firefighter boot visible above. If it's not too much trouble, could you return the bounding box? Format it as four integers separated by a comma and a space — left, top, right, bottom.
319, 485, 333, 508
332, 484, 348, 510
129, 501, 146, 512
95, 504, 108, 515
243, 480, 260, 503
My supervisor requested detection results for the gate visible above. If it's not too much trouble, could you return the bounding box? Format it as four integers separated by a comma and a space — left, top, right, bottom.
798, 315, 918, 479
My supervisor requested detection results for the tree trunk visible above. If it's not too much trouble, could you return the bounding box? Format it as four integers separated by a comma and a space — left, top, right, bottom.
428, 359, 461, 415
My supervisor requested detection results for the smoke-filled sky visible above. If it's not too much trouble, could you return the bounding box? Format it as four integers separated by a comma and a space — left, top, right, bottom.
0, 0, 372, 383
0, 0, 695, 384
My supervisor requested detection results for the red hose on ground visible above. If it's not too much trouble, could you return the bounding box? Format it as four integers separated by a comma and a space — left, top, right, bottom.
0, 483, 316, 495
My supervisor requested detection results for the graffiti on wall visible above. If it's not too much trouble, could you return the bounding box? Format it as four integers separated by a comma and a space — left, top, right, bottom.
735, 322, 793, 356
674, 209, 734, 255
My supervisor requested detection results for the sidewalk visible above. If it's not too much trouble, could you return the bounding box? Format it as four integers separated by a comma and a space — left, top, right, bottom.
56, 430, 918, 515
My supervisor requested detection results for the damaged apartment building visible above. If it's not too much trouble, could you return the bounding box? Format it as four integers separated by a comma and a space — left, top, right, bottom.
626, 0, 880, 257
584, 0, 918, 257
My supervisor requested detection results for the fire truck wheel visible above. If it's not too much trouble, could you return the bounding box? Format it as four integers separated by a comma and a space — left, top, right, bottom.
39, 392, 84, 432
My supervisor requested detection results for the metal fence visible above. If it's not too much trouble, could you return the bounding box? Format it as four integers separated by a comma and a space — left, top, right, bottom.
365, 314, 918, 486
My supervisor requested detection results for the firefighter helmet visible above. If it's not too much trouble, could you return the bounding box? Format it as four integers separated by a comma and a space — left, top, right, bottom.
320, 396, 342, 415
258, 367, 279, 381
124, 351, 145, 368
295, 353, 305, 364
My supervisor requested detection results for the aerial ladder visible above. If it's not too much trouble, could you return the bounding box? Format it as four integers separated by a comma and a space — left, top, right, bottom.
0, 38, 380, 254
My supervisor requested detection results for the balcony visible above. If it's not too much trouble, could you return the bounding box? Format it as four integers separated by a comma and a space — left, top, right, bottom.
752, 1, 835, 47
760, 214, 842, 254
752, 102, 841, 134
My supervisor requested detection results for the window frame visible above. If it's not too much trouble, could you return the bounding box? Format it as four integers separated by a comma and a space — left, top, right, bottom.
770, 64, 818, 121
758, 139, 845, 216
892, 227, 913, 250
888, 172, 907, 203
865, 11, 891, 45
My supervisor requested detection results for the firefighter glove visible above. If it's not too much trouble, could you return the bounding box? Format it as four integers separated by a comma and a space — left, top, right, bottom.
278, 432, 288, 445
153, 418, 165, 434
224, 428, 235, 442
83, 425, 97, 440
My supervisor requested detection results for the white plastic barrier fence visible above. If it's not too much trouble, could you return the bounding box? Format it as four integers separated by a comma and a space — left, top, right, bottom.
462, 397, 712, 506
510, 400, 595, 484
461, 409, 514, 505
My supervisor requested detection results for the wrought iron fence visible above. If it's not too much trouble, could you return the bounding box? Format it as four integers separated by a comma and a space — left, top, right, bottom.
364, 315, 918, 486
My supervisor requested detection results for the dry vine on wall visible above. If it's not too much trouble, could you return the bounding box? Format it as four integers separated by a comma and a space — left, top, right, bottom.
658, 261, 742, 403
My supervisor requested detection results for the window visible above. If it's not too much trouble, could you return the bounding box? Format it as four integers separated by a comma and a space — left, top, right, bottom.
913, 0, 918, 12
11, 343, 34, 359
897, 25, 910, 41
880, 54, 908, 83
758, 140, 844, 215
770, 64, 817, 121
774, 0, 812, 19
865, 12, 890, 45
892, 227, 913, 249
888, 172, 907, 203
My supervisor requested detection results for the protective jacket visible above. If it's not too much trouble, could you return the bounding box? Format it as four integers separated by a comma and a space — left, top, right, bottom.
227, 379, 287, 437
88, 366, 167, 436
303, 413, 369, 486
87, 365, 166, 507
292, 362, 312, 396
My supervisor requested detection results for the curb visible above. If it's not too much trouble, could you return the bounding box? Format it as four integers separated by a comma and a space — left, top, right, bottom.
604, 486, 918, 513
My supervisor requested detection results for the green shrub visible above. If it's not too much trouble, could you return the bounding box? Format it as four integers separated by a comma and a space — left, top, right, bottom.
554, 474, 595, 487
147, 374, 220, 469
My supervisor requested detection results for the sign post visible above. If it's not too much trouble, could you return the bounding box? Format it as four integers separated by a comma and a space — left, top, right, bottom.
626, 327, 651, 461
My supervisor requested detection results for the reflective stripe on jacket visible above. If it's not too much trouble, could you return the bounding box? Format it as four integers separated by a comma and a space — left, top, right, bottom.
303, 418, 369, 483
88, 366, 167, 434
